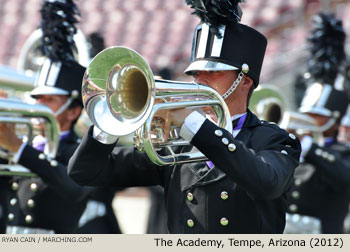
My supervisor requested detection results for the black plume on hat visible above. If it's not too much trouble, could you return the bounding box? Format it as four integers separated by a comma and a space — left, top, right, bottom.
185, 0, 244, 36
307, 12, 346, 85
299, 13, 348, 119
87, 32, 106, 58
40, 0, 80, 65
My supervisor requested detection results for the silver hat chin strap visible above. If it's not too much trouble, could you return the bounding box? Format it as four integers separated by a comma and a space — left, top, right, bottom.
53, 90, 80, 117
54, 97, 73, 117
222, 63, 249, 100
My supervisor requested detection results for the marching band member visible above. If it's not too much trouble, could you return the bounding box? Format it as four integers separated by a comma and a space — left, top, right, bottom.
286, 13, 350, 234
0, 0, 90, 234
68, 0, 301, 233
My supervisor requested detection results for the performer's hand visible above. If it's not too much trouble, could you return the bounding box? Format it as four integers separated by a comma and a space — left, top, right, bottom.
0, 89, 22, 153
0, 123, 22, 153
168, 108, 192, 128
201, 106, 218, 123
154, 108, 192, 141
0, 89, 8, 98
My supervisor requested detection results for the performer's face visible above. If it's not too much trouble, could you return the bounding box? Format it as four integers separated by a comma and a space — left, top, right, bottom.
193, 70, 238, 96
36, 95, 69, 129
35, 94, 81, 132
338, 125, 350, 143
36, 95, 68, 113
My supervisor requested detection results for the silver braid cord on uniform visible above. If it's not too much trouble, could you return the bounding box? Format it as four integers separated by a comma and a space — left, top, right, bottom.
222, 71, 245, 100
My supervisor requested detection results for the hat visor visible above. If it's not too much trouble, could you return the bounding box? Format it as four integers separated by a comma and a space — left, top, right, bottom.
299, 106, 332, 118
184, 60, 238, 75
30, 86, 69, 98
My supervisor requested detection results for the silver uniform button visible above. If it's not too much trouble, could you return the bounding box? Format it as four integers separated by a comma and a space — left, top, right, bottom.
289, 204, 298, 213
291, 191, 300, 199
215, 130, 223, 137
220, 191, 229, 200
38, 153, 46, 160
187, 192, 194, 202
315, 148, 322, 156
281, 150, 288, 155
50, 160, 58, 167
222, 138, 229, 145
27, 199, 35, 208
187, 219, 194, 228
11, 182, 19, 191
220, 217, 229, 226
321, 152, 329, 159
8, 213, 15, 221
289, 133, 296, 140
25, 215, 33, 224
328, 154, 335, 162
10, 198, 17, 206
228, 143, 236, 152
30, 183, 38, 192
294, 179, 302, 187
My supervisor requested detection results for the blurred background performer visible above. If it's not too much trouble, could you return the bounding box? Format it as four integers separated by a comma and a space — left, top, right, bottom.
338, 66, 350, 146
68, 0, 301, 234
338, 105, 350, 145
76, 32, 122, 234
0, 0, 91, 234
285, 12, 350, 234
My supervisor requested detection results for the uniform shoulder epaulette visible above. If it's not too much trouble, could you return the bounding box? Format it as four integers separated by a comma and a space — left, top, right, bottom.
259, 120, 283, 131
259, 120, 297, 140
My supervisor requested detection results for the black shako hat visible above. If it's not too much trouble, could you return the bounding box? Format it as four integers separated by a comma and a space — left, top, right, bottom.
299, 82, 348, 120
30, 0, 86, 106
299, 12, 348, 120
184, 0, 267, 86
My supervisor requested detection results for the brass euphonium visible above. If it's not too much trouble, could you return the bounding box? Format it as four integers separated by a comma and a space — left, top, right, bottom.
249, 84, 287, 124
83, 46, 233, 165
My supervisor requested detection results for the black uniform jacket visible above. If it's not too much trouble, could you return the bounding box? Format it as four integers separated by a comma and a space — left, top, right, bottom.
69, 110, 301, 233
77, 187, 122, 234
0, 176, 9, 233
288, 141, 350, 233
7, 131, 91, 233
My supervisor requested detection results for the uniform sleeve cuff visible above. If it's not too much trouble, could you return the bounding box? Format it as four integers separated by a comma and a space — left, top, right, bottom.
300, 135, 313, 160
92, 126, 119, 144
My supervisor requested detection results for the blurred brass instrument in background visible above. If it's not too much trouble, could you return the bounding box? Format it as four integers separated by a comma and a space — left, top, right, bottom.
249, 84, 286, 124
0, 98, 60, 159
249, 84, 331, 145
0, 98, 59, 177
83, 46, 233, 166
0, 28, 89, 176
17, 29, 90, 76
280, 111, 332, 145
